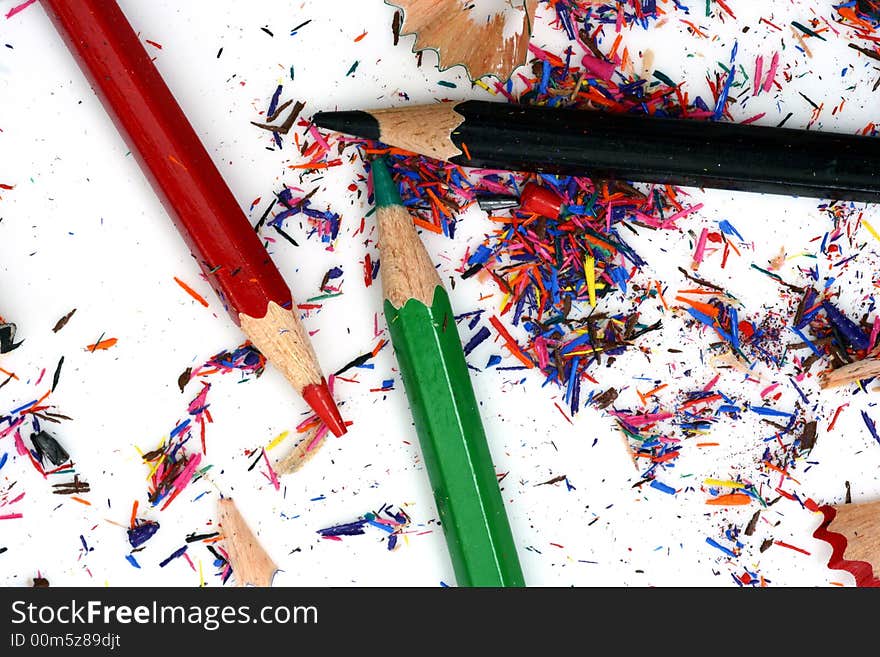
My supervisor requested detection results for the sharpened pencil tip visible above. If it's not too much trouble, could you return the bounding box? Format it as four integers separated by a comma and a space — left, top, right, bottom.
302, 379, 347, 436
370, 157, 402, 208
312, 110, 380, 140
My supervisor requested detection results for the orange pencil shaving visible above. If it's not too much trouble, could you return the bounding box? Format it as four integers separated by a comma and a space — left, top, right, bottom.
173, 276, 209, 307
489, 315, 534, 368
706, 493, 752, 506
85, 337, 118, 351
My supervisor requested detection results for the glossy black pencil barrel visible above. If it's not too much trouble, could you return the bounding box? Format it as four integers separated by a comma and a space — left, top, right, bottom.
313, 100, 880, 203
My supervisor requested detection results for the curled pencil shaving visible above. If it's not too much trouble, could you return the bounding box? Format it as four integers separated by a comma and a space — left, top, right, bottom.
813, 502, 880, 587
217, 498, 278, 587
389, 0, 538, 81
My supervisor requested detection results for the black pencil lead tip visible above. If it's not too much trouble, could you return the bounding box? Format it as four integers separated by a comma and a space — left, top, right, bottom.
311, 110, 381, 140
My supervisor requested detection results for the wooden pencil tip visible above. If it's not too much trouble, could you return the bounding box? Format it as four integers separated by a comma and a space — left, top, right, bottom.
218, 498, 278, 587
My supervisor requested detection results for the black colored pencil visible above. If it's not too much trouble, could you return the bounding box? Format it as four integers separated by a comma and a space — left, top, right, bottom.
313, 100, 880, 203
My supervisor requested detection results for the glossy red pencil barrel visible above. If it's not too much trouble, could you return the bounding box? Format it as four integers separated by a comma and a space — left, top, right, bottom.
42, 0, 347, 436
42, 0, 289, 322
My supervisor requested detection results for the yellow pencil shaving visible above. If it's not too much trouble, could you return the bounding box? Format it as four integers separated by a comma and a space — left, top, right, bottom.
146, 453, 166, 480
784, 251, 811, 261
568, 347, 607, 356
474, 79, 491, 92
863, 218, 880, 243
500, 291, 511, 311
266, 430, 290, 451
199, 559, 205, 587
585, 255, 597, 307
704, 478, 745, 489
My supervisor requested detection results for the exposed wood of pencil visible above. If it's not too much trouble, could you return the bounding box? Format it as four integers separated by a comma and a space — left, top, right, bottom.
275, 429, 326, 475
829, 500, 880, 569
239, 302, 323, 392
819, 358, 880, 389
392, 0, 537, 80
314, 100, 880, 203
218, 498, 278, 587
372, 104, 465, 161
377, 205, 443, 307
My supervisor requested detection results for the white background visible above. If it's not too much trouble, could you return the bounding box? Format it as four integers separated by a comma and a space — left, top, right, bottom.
1, 0, 879, 587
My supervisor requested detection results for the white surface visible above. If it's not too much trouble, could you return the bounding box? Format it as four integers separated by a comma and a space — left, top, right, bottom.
0, 0, 878, 587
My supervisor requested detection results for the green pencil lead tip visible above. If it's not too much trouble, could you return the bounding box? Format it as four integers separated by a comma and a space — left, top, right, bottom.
371, 157, 402, 208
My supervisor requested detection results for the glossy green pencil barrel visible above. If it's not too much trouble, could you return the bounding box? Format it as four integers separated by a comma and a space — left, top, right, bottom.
373, 159, 524, 587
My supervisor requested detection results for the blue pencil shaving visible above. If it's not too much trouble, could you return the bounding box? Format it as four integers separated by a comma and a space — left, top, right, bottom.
125, 555, 141, 569
650, 480, 676, 495
10, 399, 37, 415
706, 537, 739, 558
463, 327, 490, 356
822, 300, 870, 351
267, 84, 283, 118
159, 545, 188, 568
712, 42, 738, 119
127, 520, 160, 548
789, 377, 808, 404
169, 419, 190, 438
686, 307, 717, 328
790, 326, 823, 357
317, 505, 411, 550
751, 406, 793, 418
318, 519, 368, 537
718, 219, 744, 241
861, 410, 880, 445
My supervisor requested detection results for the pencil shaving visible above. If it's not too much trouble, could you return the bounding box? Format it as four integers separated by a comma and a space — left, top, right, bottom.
819, 358, 880, 389
813, 500, 880, 587
389, 0, 537, 81
275, 429, 327, 475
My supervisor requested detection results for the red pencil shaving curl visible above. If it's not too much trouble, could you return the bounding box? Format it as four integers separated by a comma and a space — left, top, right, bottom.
813, 505, 880, 587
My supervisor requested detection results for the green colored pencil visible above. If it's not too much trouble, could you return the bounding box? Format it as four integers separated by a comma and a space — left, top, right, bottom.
371, 157, 525, 587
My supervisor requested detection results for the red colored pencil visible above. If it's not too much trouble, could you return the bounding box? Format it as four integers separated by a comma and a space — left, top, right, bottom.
41, 0, 346, 436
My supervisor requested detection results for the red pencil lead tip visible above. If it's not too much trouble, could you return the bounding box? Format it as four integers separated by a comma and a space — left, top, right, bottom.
302, 380, 347, 437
